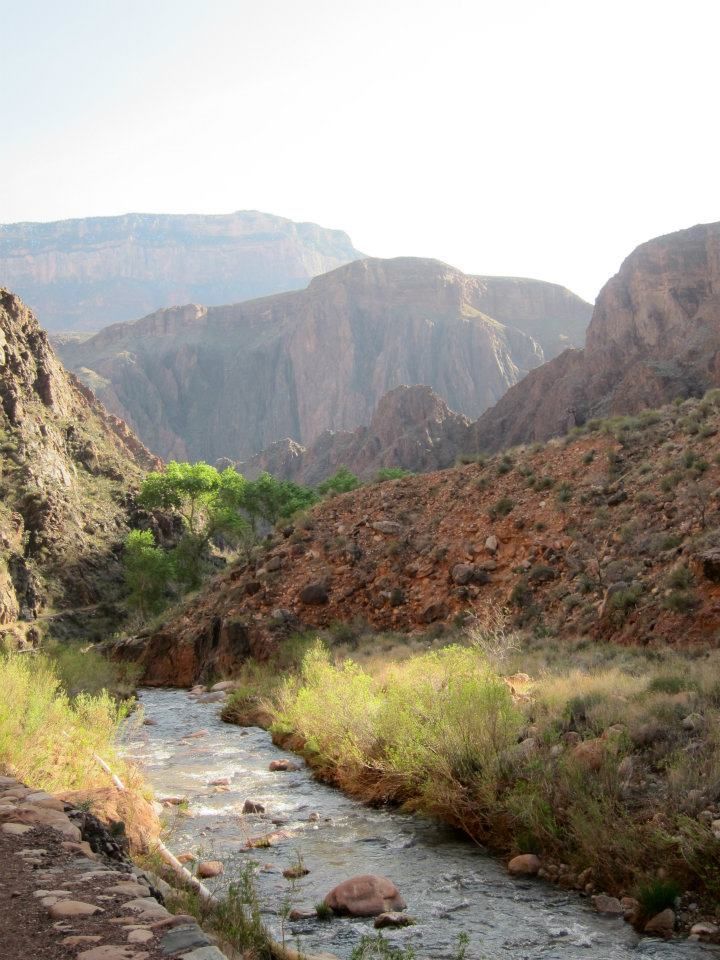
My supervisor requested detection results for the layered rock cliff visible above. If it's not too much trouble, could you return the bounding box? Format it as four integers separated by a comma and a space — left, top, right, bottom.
57, 257, 591, 463
0, 210, 363, 331
0, 288, 159, 645
473, 222, 720, 450
240, 385, 473, 484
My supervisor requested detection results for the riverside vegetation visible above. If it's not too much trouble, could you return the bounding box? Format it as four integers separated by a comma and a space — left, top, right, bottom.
220, 622, 720, 936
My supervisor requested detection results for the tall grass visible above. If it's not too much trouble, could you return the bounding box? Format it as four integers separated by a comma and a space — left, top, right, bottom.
0, 652, 135, 792
272, 635, 720, 905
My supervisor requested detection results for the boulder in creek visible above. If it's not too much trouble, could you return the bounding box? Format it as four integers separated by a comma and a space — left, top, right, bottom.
324, 874, 406, 917
507, 854, 541, 876
243, 799, 266, 813
197, 860, 224, 878
592, 894, 624, 915
269, 759, 301, 772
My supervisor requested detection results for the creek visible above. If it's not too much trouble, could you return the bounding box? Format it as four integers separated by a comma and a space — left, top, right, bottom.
124, 689, 712, 959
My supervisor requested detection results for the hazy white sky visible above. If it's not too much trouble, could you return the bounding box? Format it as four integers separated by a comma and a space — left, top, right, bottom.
2, 0, 718, 301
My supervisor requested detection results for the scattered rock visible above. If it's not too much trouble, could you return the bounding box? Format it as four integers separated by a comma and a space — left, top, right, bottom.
571, 738, 605, 772
49, 899, 103, 918
485, 535, 499, 554
690, 921, 720, 940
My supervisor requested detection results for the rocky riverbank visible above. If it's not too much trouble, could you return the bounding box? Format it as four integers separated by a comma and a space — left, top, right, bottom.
0, 773, 230, 960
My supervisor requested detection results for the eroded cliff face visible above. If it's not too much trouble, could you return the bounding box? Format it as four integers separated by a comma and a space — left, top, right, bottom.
240, 385, 473, 484
0, 210, 363, 331
474, 222, 720, 451
0, 289, 159, 645
57, 257, 590, 463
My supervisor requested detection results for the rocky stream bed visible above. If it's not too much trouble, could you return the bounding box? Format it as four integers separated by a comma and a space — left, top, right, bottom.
123, 690, 720, 960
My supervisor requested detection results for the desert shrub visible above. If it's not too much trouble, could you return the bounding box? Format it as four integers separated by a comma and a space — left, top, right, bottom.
50, 644, 141, 698
375, 467, 413, 483
534, 476, 554, 491
667, 565, 694, 589
647, 674, 697, 695
582, 450, 596, 465
607, 584, 643, 622
663, 590, 698, 613
490, 496, 514, 519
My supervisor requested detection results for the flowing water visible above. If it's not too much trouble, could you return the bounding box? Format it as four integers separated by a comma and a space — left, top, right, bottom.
124, 689, 715, 959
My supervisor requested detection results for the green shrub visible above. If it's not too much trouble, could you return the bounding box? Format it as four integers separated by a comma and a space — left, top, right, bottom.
318, 466, 362, 496
375, 467, 413, 483
667, 565, 693, 589
123, 529, 175, 614
663, 590, 698, 613
635, 879, 680, 917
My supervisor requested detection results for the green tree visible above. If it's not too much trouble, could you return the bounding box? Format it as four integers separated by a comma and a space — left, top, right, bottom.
242, 472, 318, 528
123, 530, 175, 615
138, 461, 220, 535
317, 466, 361, 496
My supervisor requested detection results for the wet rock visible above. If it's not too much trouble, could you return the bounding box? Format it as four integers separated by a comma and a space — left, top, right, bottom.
77, 948, 147, 960
374, 912, 415, 928
283, 864, 310, 879
324, 874, 406, 917
269, 759, 301, 772
289, 908, 316, 920
197, 860, 224, 878
243, 799, 265, 813
507, 854, 541, 876
621, 896, 641, 921
644, 908, 675, 937
592, 894, 624, 915
690, 921, 720, 941
158, 924, 212, 954
299, 583, 329, 605
210, 680, 236, 692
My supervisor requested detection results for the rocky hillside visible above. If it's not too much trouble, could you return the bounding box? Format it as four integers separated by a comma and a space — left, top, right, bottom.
240, 385, 473, 484
473, 222, 720, 451
0, 288, 160, 646
0, 210, 362, 331
112, 390, 720, 684
57, 258, 591, 463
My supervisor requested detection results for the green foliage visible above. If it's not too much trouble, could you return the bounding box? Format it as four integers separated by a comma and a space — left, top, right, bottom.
635, 879, 680, 916
123, 530, 175, 614
50, 643, 141, 698
315, 901, 334, 920
375, 467, 414, 482
243, 472, 318, 526
667, 564, 693, 589
317, 466, 361, 496
138, 461, 221, 534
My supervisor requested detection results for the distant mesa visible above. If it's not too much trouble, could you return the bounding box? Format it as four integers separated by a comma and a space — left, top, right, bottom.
55, 255, 591, 464
0, 210, 363, 331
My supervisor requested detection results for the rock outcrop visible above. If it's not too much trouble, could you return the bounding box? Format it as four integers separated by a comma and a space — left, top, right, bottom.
241, 385, 473, 483
473, 222, 720, 451
57, 257, 591, 463
0, 288, 159, 646
0, 210, 363, 331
